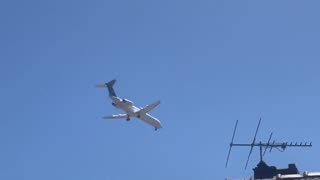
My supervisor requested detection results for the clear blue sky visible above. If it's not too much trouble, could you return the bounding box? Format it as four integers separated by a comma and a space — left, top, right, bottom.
1, 0, 320, 179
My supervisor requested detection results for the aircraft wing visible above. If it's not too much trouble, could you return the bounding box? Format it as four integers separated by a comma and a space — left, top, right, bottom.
102, 114, 127, 119
139, 114, 162, 129
137, 100, 160, 114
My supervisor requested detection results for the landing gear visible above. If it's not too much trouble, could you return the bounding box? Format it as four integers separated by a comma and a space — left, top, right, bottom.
154, 127, 158, 131
137, 114, 141, 118
126, 116, 130, 121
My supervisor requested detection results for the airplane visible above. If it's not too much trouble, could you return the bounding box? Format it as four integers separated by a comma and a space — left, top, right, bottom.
96, 79, 162, 131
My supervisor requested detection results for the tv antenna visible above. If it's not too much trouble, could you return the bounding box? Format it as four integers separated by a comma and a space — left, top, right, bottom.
225, 118, 312, 169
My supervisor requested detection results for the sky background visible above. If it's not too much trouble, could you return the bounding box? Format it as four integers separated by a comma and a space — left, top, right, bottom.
1, 0, 320, 179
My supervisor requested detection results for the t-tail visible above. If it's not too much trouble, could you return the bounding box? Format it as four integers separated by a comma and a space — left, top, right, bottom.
96, 79, 117, 97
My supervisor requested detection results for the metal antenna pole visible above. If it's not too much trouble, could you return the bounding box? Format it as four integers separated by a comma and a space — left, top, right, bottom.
259, 145, 263, 162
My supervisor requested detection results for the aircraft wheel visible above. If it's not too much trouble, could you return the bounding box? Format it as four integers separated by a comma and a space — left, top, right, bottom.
137, 115, 141, 118
154, 128, 157, 131
126, 118, 130, 121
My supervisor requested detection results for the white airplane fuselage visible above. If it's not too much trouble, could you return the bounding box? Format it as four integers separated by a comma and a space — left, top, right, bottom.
110, 96, 139, 117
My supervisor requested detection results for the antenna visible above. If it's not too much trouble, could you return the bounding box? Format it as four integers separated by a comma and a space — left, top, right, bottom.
263, 132, 273, 156
225, 119, 312, 170
245, 118, 261, 169
225, 120, 238, 168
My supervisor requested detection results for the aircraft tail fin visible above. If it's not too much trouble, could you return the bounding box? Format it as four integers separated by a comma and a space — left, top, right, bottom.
96, 79, 117, 97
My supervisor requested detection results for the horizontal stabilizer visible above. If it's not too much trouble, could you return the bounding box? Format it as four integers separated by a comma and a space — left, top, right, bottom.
96, 84, 107, 88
